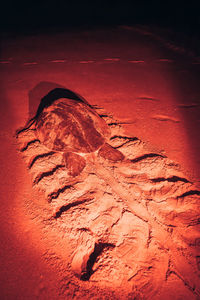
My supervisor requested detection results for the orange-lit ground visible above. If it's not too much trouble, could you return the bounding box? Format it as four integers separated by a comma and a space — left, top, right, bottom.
0, 26, 200, 299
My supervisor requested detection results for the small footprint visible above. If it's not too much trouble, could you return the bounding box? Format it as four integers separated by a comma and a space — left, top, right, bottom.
129, 60, 144, 64
50, 59, 66, 63
151, 114, 180, 123
156, 58, 174, 63
104, 58, 120, 62
0, 60, 12, 64
23, 62, 38, 65
136, 96, 159, 102
79, 60, 95, 64
178, 104, 199, 109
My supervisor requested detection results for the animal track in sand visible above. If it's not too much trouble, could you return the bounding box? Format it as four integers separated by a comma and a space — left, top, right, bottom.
16, 88, 200, 299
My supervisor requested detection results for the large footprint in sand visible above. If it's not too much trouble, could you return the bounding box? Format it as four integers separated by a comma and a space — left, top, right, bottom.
16, 88, 200, 299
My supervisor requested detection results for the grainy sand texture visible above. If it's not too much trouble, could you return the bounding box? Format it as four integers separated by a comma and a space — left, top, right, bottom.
1, 25, 200, 299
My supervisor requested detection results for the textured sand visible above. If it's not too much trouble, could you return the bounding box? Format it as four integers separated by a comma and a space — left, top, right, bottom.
0, 26, 200, 299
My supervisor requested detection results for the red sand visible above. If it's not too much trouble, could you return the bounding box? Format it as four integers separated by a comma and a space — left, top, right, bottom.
0, 26, 200, 299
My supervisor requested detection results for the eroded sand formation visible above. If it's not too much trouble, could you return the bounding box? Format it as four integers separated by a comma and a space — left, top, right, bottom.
15, 94, 200, 299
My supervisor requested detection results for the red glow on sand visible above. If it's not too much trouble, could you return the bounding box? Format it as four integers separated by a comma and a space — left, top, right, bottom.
1, 27, 200, 299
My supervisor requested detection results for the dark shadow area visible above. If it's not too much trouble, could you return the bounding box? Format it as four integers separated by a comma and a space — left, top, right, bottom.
17, 82, 76, 135
28, 82, 93, 120
80, 242, 115, 281
177, 190, 200, 199
53, 198, 90, 219
1, 2, 199, 37
150, 176, 190, 184
28, 82, 65, 119
16, 82, 96, 137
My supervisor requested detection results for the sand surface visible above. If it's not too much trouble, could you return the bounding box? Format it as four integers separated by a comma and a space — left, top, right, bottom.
0, 26, 200, 299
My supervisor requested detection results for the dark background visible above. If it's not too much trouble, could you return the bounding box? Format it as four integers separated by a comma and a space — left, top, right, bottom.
0, 1, 200, 35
